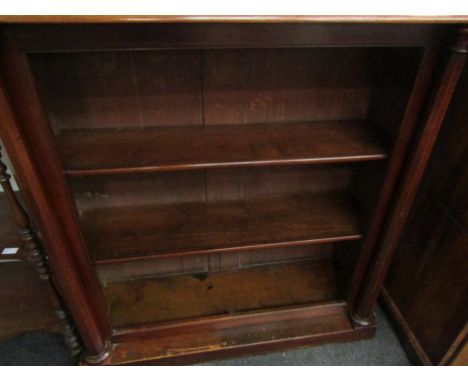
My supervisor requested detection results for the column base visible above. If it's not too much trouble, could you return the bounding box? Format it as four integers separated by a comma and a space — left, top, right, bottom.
350, 309, 374, 327
83, 341, 112, 365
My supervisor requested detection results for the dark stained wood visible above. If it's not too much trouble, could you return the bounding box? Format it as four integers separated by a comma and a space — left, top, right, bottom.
58, 121, 386, 175
112, 302, 346, 343
70, 165, 355, 212
0, 185, 61, 340
104, 259, 340, 327
367, 48, 428, 142
70, 164, 358, 274
30, 48, 377, 133
353, 27, 468, 324
383, 56, 468, 365
0, 15, 467, 24
96, 244, 333, 283
418, 69, 468, 228
29, 50, 203, 131
1, 21, 461, 365
0, 260, 60, 339
0, 146, 46, 278
99, 303, 375, 365
81, 192, 363, 264
9, 24, 440, 52
346, 42, 444, 308
202, 48, 373, 124
384, 195, 468, 364
0, 145, 82, 355
0, 192, 23, 250
0, 149, 29, 231
0, 33, 111, 360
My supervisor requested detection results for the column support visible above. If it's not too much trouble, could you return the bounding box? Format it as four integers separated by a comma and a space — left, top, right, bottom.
352, 27, 468, 326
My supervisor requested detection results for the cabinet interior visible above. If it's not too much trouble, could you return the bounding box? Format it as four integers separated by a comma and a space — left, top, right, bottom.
29, 46, 423, 330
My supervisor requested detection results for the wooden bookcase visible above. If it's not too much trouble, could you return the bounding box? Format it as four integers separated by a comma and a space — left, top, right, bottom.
0, 19, 466, 365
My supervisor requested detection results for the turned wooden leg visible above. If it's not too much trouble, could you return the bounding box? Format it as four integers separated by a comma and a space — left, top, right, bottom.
0, 145, 82, 357
352, 27, 468, 326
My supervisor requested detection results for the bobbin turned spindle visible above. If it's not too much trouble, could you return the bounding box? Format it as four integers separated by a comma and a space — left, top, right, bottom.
0, 146, 82, 357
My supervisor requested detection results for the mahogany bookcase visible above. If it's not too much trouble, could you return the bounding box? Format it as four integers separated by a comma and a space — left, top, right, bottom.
0, 18, 466, 365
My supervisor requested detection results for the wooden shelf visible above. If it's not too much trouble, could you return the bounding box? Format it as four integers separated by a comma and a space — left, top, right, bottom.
58, 120, 386, 175
100, 258, 377, 365
82, 192, 363, 264
102, 301, 376, 365
103, 258, 340, 328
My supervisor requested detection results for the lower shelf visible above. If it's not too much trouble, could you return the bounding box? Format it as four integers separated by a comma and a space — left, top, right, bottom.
103, 258, 340, 328
99, 303, 375, 365
97, 257, 375, 365
82, 192, 362, 263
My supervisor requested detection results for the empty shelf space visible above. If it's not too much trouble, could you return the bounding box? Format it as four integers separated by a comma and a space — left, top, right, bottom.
82, 192, 363, 264
103, 258, 341, 328
58, 120, 387, 175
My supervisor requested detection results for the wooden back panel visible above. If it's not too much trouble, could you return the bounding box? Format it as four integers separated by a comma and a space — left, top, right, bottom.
70, 165, 354, 210
30, 48, 376, 132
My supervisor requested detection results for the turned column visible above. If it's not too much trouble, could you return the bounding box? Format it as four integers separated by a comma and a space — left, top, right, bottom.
352, 27, 468, 325
0, 31, 111, 363
0, 146, 82, 356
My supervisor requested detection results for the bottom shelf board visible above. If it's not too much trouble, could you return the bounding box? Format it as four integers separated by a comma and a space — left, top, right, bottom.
99, 303, 375, 365
103, 258, 340, 328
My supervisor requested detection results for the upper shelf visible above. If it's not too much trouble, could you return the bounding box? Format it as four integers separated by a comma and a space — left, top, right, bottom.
58, 120, 387, 176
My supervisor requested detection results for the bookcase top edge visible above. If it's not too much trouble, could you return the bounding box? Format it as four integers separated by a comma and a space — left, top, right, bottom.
0, 15, 467, 24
